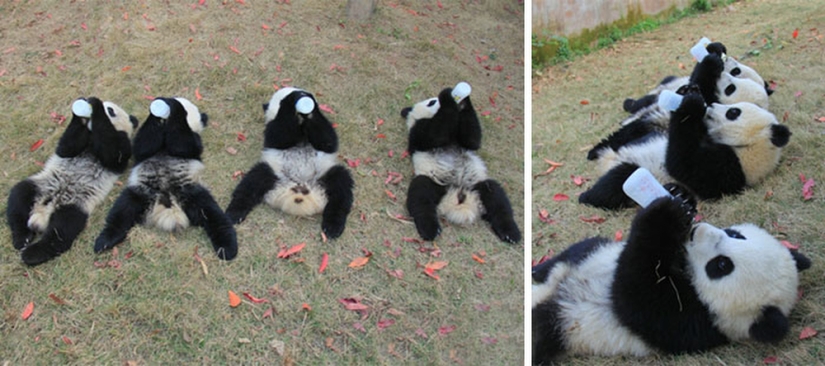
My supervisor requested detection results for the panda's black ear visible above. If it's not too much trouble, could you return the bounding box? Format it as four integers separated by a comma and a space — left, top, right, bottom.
400, 107, 412, 118
791, 251, 811, 272
262, 103, 269, 112
770, 124, 791, 147
200, 113, 209, 127
749, 306, 789, 344
764, 81, 775, 96
129, 115, 139, 129
706, 42, 727, 56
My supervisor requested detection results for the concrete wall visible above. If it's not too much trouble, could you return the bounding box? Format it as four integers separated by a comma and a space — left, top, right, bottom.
532, 0, 690, 36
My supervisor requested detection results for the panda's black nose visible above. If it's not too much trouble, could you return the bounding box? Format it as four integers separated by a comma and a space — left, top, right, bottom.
400, 107, 412, 118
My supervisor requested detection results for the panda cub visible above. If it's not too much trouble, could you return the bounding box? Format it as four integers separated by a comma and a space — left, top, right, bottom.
623, 41, 771, 115
94, 97, 237, 260
225, 88, 354, 239
532, 188, 811, 363
580, 84, 790, 210
400, 82, 521, 243
6, 98, 137, 265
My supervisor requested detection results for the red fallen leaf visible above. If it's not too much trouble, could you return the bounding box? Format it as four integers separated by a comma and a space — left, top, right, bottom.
375, 133, 386, 139
580, 100, 590, 105
377, 318, 395, 330
438, 325, 457, 335
353, 322, 366, 333
401, 237, 422, 244
124, 251, 134, 259
278, 21, 288, 29
792, 28, 799, 39
49, 293, 67, 305
415, 328, 429, 339
614, 230, 623, 241
472, 253, 485, 264
338, 298, 369, 311
262, 307, 274, 319
571, 175, 586, 186
474, 304, 491, 312
481, 337, 498, 345
424, 267, 440, 280
302, 303, 312, 311
802, 178, 815, 200
21, 302, 34, 320
195, 87, 203, 101
262, 23, 270, 30
345, 158, 360, 168
80, 23, 87, 30
552, 193, 569, 202
580, 215, 606, 224
385, 189, 397, 201
480, 110, 492, 117
225, 147, 238, 155
319, 104, 335, 114
781, 240, 800, 250
386, 269, 404, 279
538, 209, 555, 224
799, 173, 807, 183
794, 91, 803, 98
400, 150, 410, 159
475, 270, 483, 279
799, 326, 818, 339
348, 256, 370, 268
30, 139, 44, 152
232, 170, 244, 180
277, 242, 306, 259
228, 291, 241, 307
229, 45, 241, 54
121, 65, 131, 72
817, 116, 825, 123
763, 356, 779, 364
243, 292, 268, 304
319, 253, 329, 273
426, 261, 448, 271
237, 132, 246, 142
62, 336, 72, 345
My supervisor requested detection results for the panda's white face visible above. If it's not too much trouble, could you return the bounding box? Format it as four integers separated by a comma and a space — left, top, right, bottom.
403, 97, 440, 130
724, 57, 765, 89
715, 72, 769, 108
686, 222, 800, 340
704, 101, 778, 145
264, 87, 302, 124
102, 101, 137, 136
174, 97, 205, 134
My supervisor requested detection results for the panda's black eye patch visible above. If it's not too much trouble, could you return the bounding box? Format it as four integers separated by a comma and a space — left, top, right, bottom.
107, 107, 116, 118
725, 108, 741, 121
724, 84, 736, 96
706, 255, 735, 279
730, 67, 741, 76
724, 228, 745, 240
426, 100, 437, 107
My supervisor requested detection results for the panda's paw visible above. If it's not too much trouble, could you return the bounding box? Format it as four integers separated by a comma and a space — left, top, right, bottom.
215, 242, 238, 261
492, 220, 522, 244
664, 183, 697, 222
322, 220, 346, 240
94, 231, 123, 253
20, 241, 58, 266
415, 219, 441, 242
12, 233, 34, 250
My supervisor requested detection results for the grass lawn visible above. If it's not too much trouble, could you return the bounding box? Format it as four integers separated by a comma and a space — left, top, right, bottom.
0, 1, 525, 364
532, 0, 825, 363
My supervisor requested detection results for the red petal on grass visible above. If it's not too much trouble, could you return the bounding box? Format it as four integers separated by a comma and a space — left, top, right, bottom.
416, 328, 429, 339
319, 104, 335, 114
437, 0, 443, 8
353, 322, 366, 333
195, 87, 203, 101
237, 132, 247, 142
21, 302, 34, 320
62, 336, 73, 345
49, 294, 67, 305
319, 253, 329, 273
580, 215, 606, 224
302, 303, 311, 311
424, 267, 440, 280
781, 240, 800, 250
763, 356, 779, 364
121, 65, 131, 72
262, 23, 270, 30
802, 178, 815, 200
229, 45, 241, 54
426, 261, 448, 271
614, 230, 623, 241
277, 242, 306, 258
385, 190, 397, 201
472, 253, 485, 264
348, 256, 370, 268
571, 175, 586, 186
338, 298, 369, 311
538, 209, 555, 224
475, 270, 484, 279
580, 100, 590, 105
401, 237, 422, 244
792, 28, 799, 39
243, 292, 268, 304
377, 318, 395, 330
30, 139, 44, 152
228, 291, 241, 308
552, 193, 569, 201
480, 110, 492, 116
794, 91, 803, 98
386, 269, 404, 279
817, 116, 825, 122
799, 326, 818, 339
438, 325, 457, 335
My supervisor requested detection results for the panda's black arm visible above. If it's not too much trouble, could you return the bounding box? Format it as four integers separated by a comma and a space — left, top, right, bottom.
302, 112, 339, 153
456, 96, 482, 151
55, 114, 92, 158
132, 115, 166, 163
667, 89, 708, 150
89, 116, 133, 174
165, 122, 204, 160
689, 53, 725, 104
623, 197, 692, 263
408, 90, 460, 152
263, 111, 303, 150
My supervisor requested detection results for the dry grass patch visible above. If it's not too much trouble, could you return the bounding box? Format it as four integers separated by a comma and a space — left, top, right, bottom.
0, 1, 524, 364
532, 0, 825, 364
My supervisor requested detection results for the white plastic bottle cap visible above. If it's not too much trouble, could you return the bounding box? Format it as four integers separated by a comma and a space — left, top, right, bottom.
295, 96, 315, 114
71, 99, 93, 118
452, 81, 471, 102
150, 99, 171, 119
622, 167, 671, 208
690, 37, 711, 62
657, 89, 684, 112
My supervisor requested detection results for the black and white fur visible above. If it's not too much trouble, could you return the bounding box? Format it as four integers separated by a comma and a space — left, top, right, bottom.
532, 191, 811, 363
225, 88, 354, 239
6, 98, 137, 265
401, 82, 521, 243
94, 97, 237, 260
581, 84, 790, 210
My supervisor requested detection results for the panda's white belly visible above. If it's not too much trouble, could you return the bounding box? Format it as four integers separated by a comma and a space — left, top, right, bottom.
128, 156, 205, 231
413, 148, 488, 225
596, 135, 671, 183
260, 146, 337, 216
27, 154, 119, 232
552, 242, 653, 356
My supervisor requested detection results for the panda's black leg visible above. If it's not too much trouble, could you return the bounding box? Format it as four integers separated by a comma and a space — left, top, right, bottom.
578, 163, 639, 210
474, 179, 521, 243
586, 122, 657, 161
406, 175, 447, 241
181, 185, 237, 261
94, 187, 150, 253
226, 162, 277, 224
6, 179, 39, 250
622, 94, 658, 114
318, 165, 354, 239
21, 205, 88, 266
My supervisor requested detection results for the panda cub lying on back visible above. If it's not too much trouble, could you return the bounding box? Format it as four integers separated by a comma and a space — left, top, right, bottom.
580, 84, 790, 210
225, 88, 354, 239
6, 98, 137, 266
94, 97, 237, 260
532, 185, 811, 363
401, 82, 521, 243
